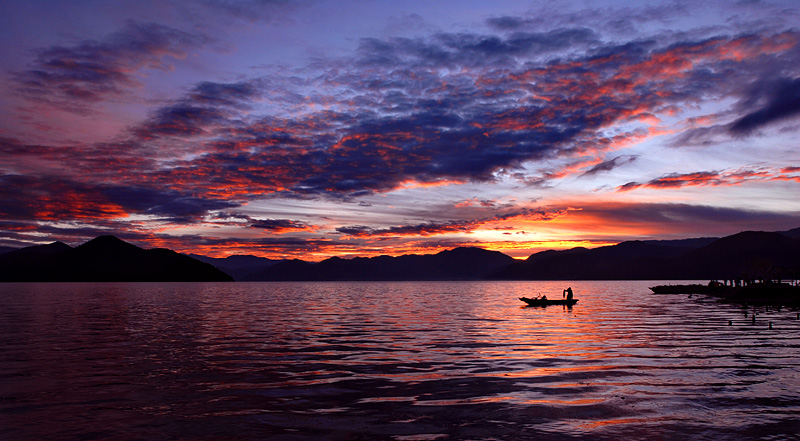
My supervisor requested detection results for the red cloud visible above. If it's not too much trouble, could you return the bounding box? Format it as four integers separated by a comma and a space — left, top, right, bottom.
616, 167, 789, 192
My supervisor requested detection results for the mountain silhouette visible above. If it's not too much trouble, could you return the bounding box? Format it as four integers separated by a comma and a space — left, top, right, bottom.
490, 230, 800, 280
781, 227, 800, 239
243, 247, 515, 281
245, 259, 316, 281
677, 231, 800, 279
0, 235, 233, 282
490, 241, 684, 280
2, 228, 798, 282
188, 254, 284, 280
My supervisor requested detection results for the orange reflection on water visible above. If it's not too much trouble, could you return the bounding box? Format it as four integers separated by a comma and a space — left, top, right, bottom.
522, 398, 605, 405
414, 396, 517, 406
577, 417, 655, 430
492, 364, 622, 379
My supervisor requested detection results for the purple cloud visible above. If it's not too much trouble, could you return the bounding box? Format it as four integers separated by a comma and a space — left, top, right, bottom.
335, 208, 556, 238
3, 5, 800, 256
580, 155, 639, 177
12, 21, 211, 113
250, 218, 317, 232
730, 77, 800, 134
16, 27, 795, 207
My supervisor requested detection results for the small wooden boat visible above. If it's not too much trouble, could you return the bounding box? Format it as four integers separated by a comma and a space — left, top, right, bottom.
519, 297, 578, 307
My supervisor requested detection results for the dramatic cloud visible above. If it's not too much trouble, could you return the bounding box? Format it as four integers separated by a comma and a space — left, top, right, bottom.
336, 208, 564, 238
3, 2, 800, 257
618, 171, 723, 191
563, 202, 800, 235
133, 80, 260, 139
0, 174, 238, 222
730, 77, 800, 134
105, 28, 798, 202
580, 155, 639, 177
454, 198, 498, 208
12, 21, 210, 113
356, 27, 599, 68
250, 218, 318, 233
100, 186, 240, 222
617, 164, 800, 192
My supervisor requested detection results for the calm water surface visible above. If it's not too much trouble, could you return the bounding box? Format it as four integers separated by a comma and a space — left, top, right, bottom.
1, 281, 799, 440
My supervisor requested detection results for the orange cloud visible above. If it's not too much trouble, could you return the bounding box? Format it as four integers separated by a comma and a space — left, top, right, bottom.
617, 166, 787, 192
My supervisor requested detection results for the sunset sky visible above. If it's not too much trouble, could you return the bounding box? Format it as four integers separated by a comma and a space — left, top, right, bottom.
1, 0, 799, 260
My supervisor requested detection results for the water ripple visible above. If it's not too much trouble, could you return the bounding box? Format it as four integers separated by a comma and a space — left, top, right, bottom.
1, 281, 799, 440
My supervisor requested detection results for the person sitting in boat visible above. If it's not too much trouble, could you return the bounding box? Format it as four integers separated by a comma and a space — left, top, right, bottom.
541, 295, 547, 301
563, 287, 573, 301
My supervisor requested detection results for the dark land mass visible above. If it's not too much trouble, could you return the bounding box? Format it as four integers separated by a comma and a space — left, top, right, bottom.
2, 227, 799, 282
491, 229, 800, 281
0, 236, 233, 282
188, 254, 283, 281
242, 247, 516, 281
782, 227, 800, 240
651, 281, 800, 306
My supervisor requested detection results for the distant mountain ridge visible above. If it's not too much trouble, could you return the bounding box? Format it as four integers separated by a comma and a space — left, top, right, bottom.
242, 247, 516, 281
2, 227, 799, 282
0, 246, 18, 255
491, 230, 800, 280
782, 227, 800, 239
188, 254, 283, 280
0, 236, 233, 282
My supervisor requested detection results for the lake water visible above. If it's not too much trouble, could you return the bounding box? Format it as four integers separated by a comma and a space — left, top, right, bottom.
1, 281, 799, 440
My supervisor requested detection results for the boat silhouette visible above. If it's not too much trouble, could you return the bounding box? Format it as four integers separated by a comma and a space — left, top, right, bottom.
519, 297, 578, 307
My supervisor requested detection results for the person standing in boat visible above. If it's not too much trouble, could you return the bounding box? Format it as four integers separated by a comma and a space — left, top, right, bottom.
563, 287, 573, 301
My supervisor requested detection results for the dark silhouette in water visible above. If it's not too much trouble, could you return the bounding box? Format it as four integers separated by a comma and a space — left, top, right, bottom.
519, 295, 579, 307
651, 279, 800, 306
521, 288, 578, 307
